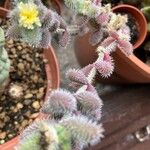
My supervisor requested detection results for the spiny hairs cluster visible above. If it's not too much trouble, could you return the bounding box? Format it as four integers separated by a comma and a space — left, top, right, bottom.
65, 0, 133, 77
7, 0, 70, 48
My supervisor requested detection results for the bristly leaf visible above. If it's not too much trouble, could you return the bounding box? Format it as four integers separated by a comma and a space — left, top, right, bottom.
81, 64, 94, 77
6, 24, 21, 40
41, 89, 77, 115
118, 39, 133, 56
40, 29, 52, 48
59, 30, 71, 48
96, 13, 110, 26
60, 115, 104, 145
89, 29, 103, 46
18, 120, 59, 150
21, 27, 42, 48
66, 69, 89, 85
75, 91, 103, 111
75, 91, 103, 120
95, 55, 114, 78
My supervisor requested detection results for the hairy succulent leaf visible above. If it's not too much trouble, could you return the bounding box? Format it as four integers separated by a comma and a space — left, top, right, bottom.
41, 89, 77, 115
89, 29, 103, 46
66, 69, 89, 85
60, 115, 104, 145
95, 56, 114, 78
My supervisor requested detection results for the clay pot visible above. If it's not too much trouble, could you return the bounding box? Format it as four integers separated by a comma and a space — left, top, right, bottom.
0, 7, 60, 150
75, 4, 148, 83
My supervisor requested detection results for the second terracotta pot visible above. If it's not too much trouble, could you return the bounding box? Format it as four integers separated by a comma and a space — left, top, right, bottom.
75, 5, 148, 83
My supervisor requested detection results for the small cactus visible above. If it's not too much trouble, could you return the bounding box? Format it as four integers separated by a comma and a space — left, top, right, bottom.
41, 89, 77, 117
0, 28, 10, 96
8, 83, 23, 100
7, 0, 70, 48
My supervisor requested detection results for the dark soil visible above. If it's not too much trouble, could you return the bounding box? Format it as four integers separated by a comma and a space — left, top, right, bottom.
0, 20, 47, 144
134, 37, 150, 66
126, 13, 140, 45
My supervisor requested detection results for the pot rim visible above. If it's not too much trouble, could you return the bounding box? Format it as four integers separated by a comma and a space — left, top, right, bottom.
0, 7, 60, 149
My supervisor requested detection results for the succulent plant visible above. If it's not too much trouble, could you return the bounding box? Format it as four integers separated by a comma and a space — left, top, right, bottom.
0, 27, 10, 96
7, 0, 70, 48
7, 0, 135, 149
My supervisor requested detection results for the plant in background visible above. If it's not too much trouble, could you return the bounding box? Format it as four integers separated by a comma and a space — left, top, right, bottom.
7, 0, 70, 48
141, 6, 150, 32
0, 27, 10, 96
64, 0, 133, 76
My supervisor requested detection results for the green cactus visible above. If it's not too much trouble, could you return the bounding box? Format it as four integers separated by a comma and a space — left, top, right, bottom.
0, 27, 10, 96
142, 0, 150, 7
141, 6, 150, 32
55, 125, 71, 150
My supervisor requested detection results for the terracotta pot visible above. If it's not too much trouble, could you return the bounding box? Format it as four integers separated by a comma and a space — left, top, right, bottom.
75, 5, 148, 83
0, 7, 60, 150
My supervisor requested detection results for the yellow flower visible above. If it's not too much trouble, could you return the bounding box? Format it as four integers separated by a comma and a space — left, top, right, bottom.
18, 2, 41, 29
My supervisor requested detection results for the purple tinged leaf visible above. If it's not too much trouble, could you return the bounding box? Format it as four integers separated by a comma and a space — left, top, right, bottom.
101, 37, 117, 53
81, 64, 94, 77
60, 115, 104, 145
75, 91, 103, 111
101, 37, 115, 47
72, 140, 84, 150
59, 30, 70, 47
95, 58, 114, 78
109, 31, 119, 40
41, 89, 77, 115
89, 30, 103, 46
76, 15, 89, 27
96, 13, 109, 26
78, 25, 89, 36
40, 29, 52, 48
6, 24, 21, 40
66, 69, 89, 85
91, 108, 102, 121
92, 0, 102, 6
118, 39, 133, 56
86, 84, 98, 95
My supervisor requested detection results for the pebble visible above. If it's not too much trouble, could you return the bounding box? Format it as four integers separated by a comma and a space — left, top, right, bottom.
36, 92, 44, 99
0, 140, 5, 144
0, 132, 6, 139
17, 45, 22, 50
30, 113, 39, 119
43, 59, 48, 63
16, 103, 23, 109
24, 93, 33, 99
17, 63, 24, 70
8, 134, 13, 138
24, 99, 32, 105
32, 101, 41, 109
21, 120, 28, 128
